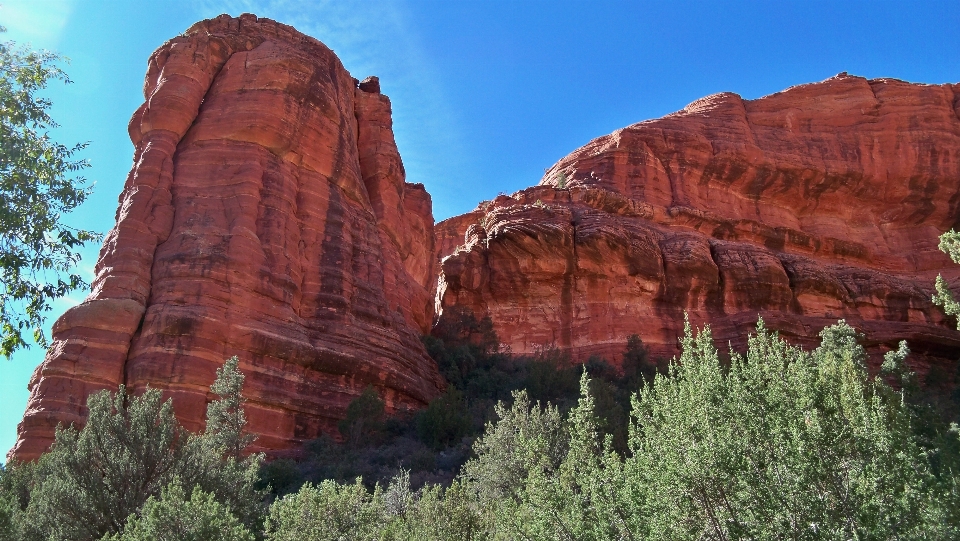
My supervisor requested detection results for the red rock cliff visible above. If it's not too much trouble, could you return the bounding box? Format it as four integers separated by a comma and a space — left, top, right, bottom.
437, 75, 960, 375
10, 14, 443, 462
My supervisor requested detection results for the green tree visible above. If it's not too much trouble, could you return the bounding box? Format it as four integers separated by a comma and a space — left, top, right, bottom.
338, 387, 386, 447
0, 30, 100, 357
386, 479, 487, 541
0, 471, 21, 541
19, 359, 263, 541
205, 356, 256, 460
620, 319, 959, 540
934, 229, 960, 328
182, 358, 265, 533
479, 372, 630, 541
264, 479, 387, 541
415, 386, 472, 450
104, 484, 254, 541
0, 460, 34, 541
0, 498, 14, 541
461, 390, 567, 507
621, 333, 657, 386
21, 387, 192, 541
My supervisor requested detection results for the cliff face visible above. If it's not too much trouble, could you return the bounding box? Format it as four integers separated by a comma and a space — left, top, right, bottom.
10, 14, 443, 461
11, 16, 960, 462
437, 75, 960, 374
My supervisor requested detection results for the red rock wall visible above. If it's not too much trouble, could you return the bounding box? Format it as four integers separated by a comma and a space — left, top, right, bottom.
10, 14, 443, 461
355, 79, 437, 332
13, 21, 960, 463
437, 75, 960, 375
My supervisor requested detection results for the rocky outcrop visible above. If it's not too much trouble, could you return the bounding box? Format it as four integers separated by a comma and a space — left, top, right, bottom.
437, 75, 960, 375
12, 17, 960, 463
10, 14, 444, 462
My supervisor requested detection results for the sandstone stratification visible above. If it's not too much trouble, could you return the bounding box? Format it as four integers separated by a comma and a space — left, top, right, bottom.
13, 22, 960, 463
437, 75, 960, 373
11, 14, 443, 461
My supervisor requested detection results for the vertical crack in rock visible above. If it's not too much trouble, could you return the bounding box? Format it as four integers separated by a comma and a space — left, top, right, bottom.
953, 86, 960, 124
778, 255, 803, 315
318, 187, 347, 312
560, 218, 577, 349
707, 240, 726, 315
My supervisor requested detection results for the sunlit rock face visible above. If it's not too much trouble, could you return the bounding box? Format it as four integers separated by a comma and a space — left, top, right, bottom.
437, 74, 960, 375
11, 17, 960, 464
10, 14, 443, 462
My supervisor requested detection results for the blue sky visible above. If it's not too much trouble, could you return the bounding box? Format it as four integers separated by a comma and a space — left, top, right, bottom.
1, 0, 958, 458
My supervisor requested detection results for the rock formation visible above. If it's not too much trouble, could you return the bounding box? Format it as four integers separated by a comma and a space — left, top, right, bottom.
11, 14, 960, 462
10, 14, 444, 461
437, 75, 960, 376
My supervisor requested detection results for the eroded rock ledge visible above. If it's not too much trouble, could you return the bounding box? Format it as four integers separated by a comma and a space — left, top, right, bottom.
437, 74, 960, 376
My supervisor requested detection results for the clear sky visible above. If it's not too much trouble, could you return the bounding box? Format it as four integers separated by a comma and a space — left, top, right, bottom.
1, 0, 958, 459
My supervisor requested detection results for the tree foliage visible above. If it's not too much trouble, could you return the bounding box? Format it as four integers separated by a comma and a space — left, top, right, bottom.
206, 356, 256, 460
0, 357, 263, 541
264, 479, 387, 541
104, 484, 254, 541
262, 319, 960, 540
934, 229, 960, 328
337, 386, 386, 447
461, 389, 567, 506
389, 479, 485, 541
615, 319, 959, 539
415, 386, 472, 450
0, 29, 100, 357
4, 322, 959, 539
22, 387, 194, 541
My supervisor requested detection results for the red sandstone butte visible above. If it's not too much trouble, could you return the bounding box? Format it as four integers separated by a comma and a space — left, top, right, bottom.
437, 74, 960, 376
10, 14, 444, 462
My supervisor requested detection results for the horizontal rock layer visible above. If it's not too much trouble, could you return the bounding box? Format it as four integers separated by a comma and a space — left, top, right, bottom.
437, 75, 960, 376
10, 14, 444, 462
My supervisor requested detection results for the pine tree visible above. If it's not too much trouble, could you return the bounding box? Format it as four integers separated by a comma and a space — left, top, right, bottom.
204, 356, 255, 460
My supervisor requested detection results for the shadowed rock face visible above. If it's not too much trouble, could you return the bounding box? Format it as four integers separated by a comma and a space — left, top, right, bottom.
437, 74, 960, 375
10, 14, 443, 461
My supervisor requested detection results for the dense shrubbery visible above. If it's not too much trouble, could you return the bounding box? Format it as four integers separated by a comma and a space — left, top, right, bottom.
260, 308, 654, 492
103, 484, 254, 541
262, 320, 960, 540
0, 356, 263, 541
3, 317, 960, 539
